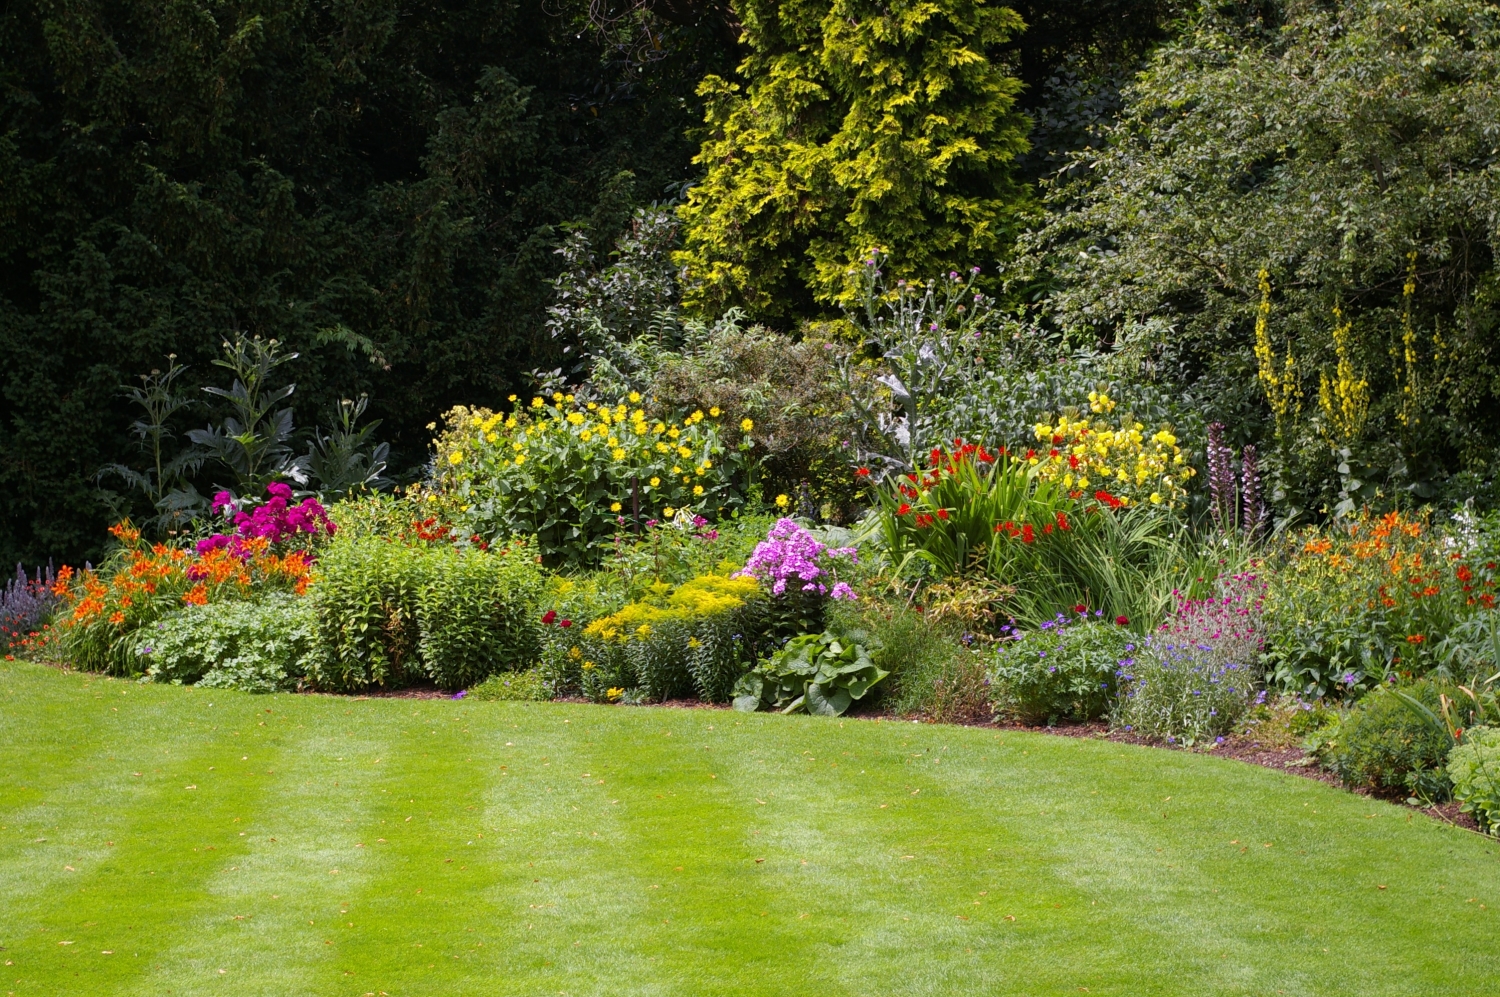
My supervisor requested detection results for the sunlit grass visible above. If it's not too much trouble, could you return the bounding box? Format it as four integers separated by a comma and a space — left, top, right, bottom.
1, 660, 1497, 996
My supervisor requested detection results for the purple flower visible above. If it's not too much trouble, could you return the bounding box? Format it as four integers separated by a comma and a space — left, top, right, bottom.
452, 690, 467, 699
210, 490, 236, 516
735, 519, 856, 598
830, 582, 857, 602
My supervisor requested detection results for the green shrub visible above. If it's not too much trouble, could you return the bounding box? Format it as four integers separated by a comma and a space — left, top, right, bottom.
307, 534, 426, 692
130, 593, 318, 693
1326, 680, 1457, 800
307, 533, 544, 693
469, 669, 551, 702
993, 617, 1130, 724
732, 632, 888, 717
1448, 726, 1500, 835
416, 546, 543, 690
431, 397, 746, 567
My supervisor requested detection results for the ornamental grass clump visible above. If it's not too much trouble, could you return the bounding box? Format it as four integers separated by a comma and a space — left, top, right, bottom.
871, 443, 1221, 628
1111, 574, 1267, 745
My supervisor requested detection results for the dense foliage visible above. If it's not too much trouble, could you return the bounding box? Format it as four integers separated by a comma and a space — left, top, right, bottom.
0, 0, 733, 565
1024, 0, 1500, 511
675, 0, 1031, 318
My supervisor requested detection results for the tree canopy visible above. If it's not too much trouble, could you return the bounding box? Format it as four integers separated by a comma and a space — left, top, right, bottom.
1023, 0, 1500, 509
674, 0, 1032, 319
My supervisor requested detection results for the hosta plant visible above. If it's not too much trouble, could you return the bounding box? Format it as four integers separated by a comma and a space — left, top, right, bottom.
732, 632, 888, 717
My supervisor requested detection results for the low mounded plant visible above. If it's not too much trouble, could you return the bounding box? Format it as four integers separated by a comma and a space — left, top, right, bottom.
131, 593, 318, 693
1324, 680, 1458, 800
1448, 726, 1500, 835
469, 669, 551, 702
993, 612, 1132, 724
732, 631, 887, 716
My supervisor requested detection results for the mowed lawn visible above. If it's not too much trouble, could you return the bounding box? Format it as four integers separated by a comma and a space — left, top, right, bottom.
0, 662, 1497, 997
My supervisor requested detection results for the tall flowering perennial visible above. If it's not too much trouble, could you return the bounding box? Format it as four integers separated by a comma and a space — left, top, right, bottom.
1, 564, 61, 659
199, 483, 336, 558
736, 519, 858, 600
1265, 509, 1496, 694
430, 394, 744, 565
1029, 392, 1193, 508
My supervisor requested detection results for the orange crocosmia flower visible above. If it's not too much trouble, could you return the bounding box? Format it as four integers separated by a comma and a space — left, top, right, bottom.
1406, 634, 1426, 644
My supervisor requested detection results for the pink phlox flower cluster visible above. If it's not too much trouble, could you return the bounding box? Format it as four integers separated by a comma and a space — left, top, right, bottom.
735, 518, 858, 600
198, 483, 337, 557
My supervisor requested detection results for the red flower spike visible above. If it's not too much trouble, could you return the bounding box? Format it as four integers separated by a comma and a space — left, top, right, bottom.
897, 503, 912, 516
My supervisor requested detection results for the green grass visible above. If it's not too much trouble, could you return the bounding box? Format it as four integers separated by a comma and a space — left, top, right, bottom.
1, 661, 1497, 996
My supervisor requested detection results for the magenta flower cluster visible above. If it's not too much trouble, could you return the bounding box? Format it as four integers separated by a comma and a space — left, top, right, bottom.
197, 483, 337, 558
1157, 571, 1266, 665
735, 518, 858, 600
